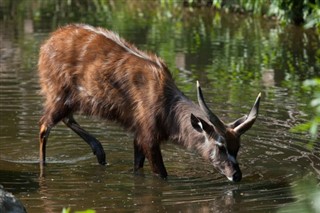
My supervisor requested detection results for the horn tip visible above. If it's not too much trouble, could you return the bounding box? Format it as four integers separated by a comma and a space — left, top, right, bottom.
257, 92, 262, 101
258, 92, 261, 98
253, 93, 261, 106
197, 80, 200, 88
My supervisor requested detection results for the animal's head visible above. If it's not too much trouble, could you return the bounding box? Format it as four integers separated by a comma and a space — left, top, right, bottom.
191, 81, 261, 182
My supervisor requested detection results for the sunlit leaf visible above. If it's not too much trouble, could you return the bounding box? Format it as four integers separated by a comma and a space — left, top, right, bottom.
62, 208, 71, 213
291, 122, 312, 133
75, 210, 96, 213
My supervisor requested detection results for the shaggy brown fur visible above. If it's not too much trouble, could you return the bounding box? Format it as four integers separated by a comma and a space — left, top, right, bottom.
38, 24, 260, 181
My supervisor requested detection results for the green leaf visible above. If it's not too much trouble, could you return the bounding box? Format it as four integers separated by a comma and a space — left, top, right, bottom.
62, 208, 71, 213
291, 122, 312, 133
75, 210, 96, 213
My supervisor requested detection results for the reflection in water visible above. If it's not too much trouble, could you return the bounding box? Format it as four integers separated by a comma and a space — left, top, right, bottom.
38, 176, 56, 213
0, 1, 319, 212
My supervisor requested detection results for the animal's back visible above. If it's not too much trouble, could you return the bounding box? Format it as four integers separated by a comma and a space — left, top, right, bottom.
38, 24, 175, 134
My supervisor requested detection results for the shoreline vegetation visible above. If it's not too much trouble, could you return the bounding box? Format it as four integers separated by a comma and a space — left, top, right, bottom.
1, 0, 319, 29
182, 0, 319, 29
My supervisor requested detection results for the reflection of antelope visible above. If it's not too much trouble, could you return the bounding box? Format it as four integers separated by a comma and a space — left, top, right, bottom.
38, 24, 260, 182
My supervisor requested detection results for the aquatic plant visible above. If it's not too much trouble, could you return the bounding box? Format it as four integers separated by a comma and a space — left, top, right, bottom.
62, 207, 96, 213
291, 78, 320, 145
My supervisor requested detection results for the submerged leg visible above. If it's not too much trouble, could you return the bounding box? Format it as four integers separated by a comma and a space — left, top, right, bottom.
62, 115, 106, 165
39, 123, 52, 177
134, 138, 145, 171
148, 144, 168, 179
39, 124, 51, 165
39, 107, 68, 176
137, 139, 167, 179
39, 107, 67, 165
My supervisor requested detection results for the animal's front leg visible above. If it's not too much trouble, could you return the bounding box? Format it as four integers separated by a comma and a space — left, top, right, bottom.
134, 138, 145, 171
144, 143, 168, 179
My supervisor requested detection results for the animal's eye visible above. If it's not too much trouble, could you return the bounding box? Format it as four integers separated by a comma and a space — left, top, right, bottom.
216, 145, 228, 158
217, 144, 226, 152
214, 135, 225, 147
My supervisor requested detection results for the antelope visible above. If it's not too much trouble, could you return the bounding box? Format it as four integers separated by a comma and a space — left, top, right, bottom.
38, 24, 260, 182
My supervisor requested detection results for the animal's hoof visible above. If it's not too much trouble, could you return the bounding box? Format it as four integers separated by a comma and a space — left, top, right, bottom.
95, 150, 106, 165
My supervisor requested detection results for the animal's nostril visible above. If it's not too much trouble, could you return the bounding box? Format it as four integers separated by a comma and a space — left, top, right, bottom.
233, 171, 242, 182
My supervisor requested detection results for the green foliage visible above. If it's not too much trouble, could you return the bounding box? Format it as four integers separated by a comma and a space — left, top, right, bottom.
62, 208, 96, 213
291, 78, 320, 143
279, 0, 320, 28
193, 0, 320, 28
277, 177, 320, 213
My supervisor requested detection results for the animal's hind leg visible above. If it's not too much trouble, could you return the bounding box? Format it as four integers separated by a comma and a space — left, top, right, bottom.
39, 122, 52, 178
39, 107, 69, 173
39, 123, 51, 165
62, 115, 106, 165
39, 107, 69, 166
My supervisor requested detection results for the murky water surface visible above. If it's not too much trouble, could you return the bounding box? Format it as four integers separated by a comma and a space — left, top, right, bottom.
1, 1, 319, 212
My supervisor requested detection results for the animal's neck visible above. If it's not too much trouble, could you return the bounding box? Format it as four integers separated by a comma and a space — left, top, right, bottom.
167, 95, 208, 152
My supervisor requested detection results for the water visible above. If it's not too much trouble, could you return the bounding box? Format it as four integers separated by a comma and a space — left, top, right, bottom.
0, 1, 319, 212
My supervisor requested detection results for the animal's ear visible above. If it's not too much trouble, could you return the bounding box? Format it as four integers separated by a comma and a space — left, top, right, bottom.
191, 114, 203, 132
190, 114, 214, 134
